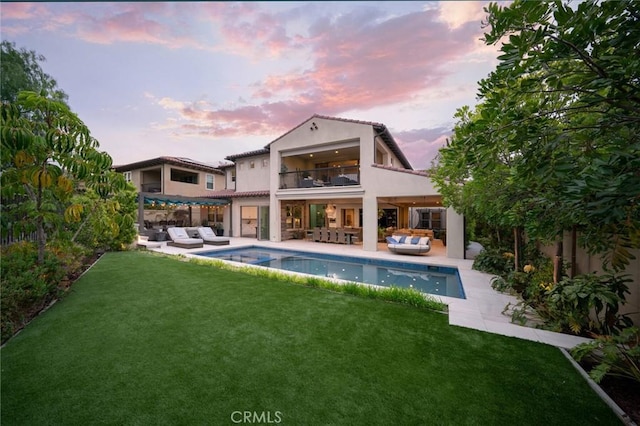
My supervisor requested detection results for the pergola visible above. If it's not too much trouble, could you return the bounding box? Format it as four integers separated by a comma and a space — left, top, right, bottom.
137, 192, 229, 229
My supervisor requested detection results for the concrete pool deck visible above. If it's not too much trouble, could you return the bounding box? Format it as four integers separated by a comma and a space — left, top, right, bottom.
141, 236, 591, 350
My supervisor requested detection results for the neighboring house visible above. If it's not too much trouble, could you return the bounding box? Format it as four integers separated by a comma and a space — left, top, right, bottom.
208, 115, 465, 258
114, 156, 228, 230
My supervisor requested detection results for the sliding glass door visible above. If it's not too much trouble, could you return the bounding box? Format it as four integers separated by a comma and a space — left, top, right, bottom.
258, 206, 270, 240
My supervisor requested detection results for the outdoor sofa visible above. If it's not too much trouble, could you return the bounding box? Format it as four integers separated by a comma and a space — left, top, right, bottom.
166, 227, 204, 249
196, 226, 230, 246
386, 235, 431, 255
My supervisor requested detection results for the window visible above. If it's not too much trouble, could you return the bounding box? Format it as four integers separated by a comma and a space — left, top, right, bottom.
231, 170, 236, 182
238, 162, 244, 170
285, 205, 303, 229
262, 158, 269, 168
123, 171, 132, 182
170, 168, 198, 184
206, 174, 215, 190
250, 160, 255, 169
418, 209, 445, 230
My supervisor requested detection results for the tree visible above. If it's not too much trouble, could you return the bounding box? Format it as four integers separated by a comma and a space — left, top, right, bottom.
1, 91, 131, 263
1, 41, 68, 103
431, 0, 640, 273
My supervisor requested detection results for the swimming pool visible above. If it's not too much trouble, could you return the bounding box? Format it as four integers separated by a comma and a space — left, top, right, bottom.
196, 246, 465, 299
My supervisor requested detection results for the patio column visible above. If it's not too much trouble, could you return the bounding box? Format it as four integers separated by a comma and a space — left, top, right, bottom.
446, 207, 465, 259
362, 196, 378, 252
137, 194, 145, 232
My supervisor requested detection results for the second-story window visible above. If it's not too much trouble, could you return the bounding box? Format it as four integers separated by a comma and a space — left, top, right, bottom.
123, 171, 132, 182
250, 160, 255, 169
206, 174, 215, 190
262, 158, 269, 168
170, 168, 198, 184
231, 170, 236, 182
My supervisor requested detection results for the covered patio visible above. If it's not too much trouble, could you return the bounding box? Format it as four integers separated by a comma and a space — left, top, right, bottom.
137, 192, 230, 239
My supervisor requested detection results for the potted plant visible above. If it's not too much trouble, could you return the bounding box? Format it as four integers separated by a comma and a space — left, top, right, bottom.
214, 222, 224, 236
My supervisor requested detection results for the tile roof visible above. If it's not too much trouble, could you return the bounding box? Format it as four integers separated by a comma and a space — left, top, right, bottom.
114, 156, 223, 174
225, 148, 270, 161
203, 189, 270, 199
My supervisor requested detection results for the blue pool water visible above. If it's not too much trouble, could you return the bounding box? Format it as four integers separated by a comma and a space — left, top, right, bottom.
196, 246, 465, 299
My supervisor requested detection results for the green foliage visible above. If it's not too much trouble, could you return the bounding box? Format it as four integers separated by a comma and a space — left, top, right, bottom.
545, 273, 632, 336
1, 41, 68, 103
1, 242, 62, 342
1, 90, 130, 262
431, 0, 640, 272
69, 184, 137, 251
474, 247, 515, 276
572, 327, 640, 385
0, 240, 91, 343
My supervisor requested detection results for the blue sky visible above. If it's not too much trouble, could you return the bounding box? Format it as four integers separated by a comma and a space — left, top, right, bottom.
1, 1, 503, 169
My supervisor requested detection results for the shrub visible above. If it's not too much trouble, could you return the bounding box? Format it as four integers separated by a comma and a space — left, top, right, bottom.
1, 240, 92, 343
545, 273, 632, 335
1, 242, 64, 342
572, 327, 640, 385
473, 246, 515, 276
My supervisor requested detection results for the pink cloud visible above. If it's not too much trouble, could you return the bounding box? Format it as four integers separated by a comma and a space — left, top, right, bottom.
0, 3, 38, 20
247, 7, 484, 116
147, 5, 487, 161
394, 127, 452, 169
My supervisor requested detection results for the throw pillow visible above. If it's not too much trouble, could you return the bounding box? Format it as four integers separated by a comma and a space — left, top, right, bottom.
411, 236, 421, 244
398, 236, 407, 244
386, 236, 398, 244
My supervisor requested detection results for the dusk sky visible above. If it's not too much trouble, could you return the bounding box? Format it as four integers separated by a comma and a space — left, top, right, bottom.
1, 1, 504, 169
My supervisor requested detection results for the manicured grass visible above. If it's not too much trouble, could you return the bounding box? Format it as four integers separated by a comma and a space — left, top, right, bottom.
1, 251, 619, 425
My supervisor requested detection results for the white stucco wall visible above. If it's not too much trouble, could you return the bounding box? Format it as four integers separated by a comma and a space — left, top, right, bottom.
229, 197, 269, 238
234, 154, 270, 192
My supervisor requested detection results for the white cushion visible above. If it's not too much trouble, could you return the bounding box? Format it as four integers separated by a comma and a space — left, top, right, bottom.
419, 237, 430, 246
167, 227, 189, 240
197, 226, 216, 238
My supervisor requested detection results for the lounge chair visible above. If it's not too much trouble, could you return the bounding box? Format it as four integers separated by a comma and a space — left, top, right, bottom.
166, 227, 204, 249
196, 226, 230, 246
387, 235, 431, 255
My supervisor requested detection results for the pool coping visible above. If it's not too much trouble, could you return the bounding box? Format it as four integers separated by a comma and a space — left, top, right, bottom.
145, 236, 592, 350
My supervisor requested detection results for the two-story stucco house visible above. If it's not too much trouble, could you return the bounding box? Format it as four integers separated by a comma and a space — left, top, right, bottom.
208, 115, 465, 258
114, 156, 229, 230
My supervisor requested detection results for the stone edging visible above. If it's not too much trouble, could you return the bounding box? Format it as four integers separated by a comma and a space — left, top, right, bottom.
559, 348, 636, 426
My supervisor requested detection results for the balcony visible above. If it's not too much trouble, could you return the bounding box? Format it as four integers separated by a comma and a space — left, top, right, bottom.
141, 182, 162, 193
279, 165, 360, 189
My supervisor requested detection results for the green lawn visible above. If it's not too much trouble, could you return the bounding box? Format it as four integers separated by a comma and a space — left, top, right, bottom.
1, 251, 619, 425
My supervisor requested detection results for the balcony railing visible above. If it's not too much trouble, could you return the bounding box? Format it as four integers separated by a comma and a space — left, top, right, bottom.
141, 182, 162, 193
280, 166, 360, 189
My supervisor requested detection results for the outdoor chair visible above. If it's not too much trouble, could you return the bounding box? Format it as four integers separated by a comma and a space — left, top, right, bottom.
313, 228, 321, 242
166, 227, 204, 249
320, 228, 329, 243
336, 229, 347, 244
196, 227, 230, 246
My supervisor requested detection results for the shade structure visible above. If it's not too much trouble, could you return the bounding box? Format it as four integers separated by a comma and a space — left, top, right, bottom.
138, 192, 229, 206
